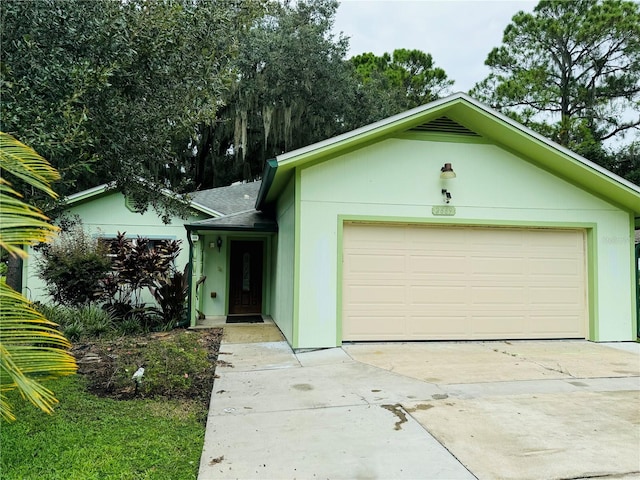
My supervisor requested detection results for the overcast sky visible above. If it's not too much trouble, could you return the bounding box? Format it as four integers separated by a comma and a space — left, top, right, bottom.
333, 0, 538, 93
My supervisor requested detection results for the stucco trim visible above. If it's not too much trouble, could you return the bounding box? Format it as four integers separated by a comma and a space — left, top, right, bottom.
292, 169, 302, 349
629, 215, 638, 338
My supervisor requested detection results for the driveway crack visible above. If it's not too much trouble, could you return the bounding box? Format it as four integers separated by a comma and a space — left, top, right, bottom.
489, 345, 575, 378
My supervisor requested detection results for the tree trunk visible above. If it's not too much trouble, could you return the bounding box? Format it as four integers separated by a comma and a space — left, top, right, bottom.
6, 255, 23, 293
195, 126, 213, 189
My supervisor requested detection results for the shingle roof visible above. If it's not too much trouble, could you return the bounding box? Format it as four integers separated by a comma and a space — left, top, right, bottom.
190, 181, 262, 216
187, 209, 277, 232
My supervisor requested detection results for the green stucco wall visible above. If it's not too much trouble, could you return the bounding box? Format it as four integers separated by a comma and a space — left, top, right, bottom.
271, 176, 296, 343
197, 233, 229, 317
23, 191, 207, 304
195, 233, 273, 318
293, 136, 635, 348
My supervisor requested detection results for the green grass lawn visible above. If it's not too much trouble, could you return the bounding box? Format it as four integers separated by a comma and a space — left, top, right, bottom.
1, 375, 206, 479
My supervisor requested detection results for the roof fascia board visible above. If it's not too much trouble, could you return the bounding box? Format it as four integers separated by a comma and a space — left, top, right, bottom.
255, 158, 278, 210
266, 92, 639, 213
62, 181, 221, 218
63, 183, 115, 205
276, 95, 460, 168
449, 99, 640, 193
185, 224, 278, 233
183, 199, 224, 217
445, 103, 640, 212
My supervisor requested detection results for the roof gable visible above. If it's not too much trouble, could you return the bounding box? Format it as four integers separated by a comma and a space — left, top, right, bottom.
63, 182, 221, 218
256, 93, 640, 215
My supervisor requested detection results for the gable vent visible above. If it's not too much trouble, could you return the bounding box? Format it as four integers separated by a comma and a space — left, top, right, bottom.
410, 116, 480, 137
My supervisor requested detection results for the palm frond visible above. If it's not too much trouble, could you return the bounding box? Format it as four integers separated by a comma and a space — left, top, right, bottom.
0, 132, 60, 199
0, 282, 77, 421
0, 132, 76, 421
0, 181, 59, 258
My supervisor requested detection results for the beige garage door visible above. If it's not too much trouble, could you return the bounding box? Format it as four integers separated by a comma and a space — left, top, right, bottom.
342, 223, 587, 341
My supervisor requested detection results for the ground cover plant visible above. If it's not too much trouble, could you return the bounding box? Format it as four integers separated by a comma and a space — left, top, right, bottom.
0, 328, 223, 479
37, 224, 189, 333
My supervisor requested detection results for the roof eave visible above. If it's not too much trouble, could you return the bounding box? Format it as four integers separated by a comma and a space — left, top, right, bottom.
262, 92, 640, 215
185, 224, 278, 233
255, 158, 278, 210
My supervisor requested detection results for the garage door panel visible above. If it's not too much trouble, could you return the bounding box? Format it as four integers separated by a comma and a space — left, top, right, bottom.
471, 286, 526, 305
343, 224, 587, 341
469, 315, 528, 336
344, 315, 407, 338
529, 258, 581, 275
345, 285, 405, 306
409, 286, 467, 305
529, 286, 583, 306
408, 227, 465, 247
530, 315, 583, 336
345, 253, 405, 274
470, 256, 525, 275
407, 315, 469, 340
470, 228, 525, 246
409, 255, 467, 274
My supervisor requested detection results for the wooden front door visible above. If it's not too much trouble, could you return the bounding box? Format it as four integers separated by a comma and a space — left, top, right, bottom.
228, 240, 263, 314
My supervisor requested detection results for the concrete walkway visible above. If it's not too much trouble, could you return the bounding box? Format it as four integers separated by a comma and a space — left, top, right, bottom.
198, 329, 640, 480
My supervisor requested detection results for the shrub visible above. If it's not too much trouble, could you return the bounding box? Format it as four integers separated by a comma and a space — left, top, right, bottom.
149, 266, 189, 328
79, 305, 116, 337
34, 303, 116, 341
115, 317, 144, 336
37, 222, 111, 306
101, 233, 181, 308
100, 233, 183, 331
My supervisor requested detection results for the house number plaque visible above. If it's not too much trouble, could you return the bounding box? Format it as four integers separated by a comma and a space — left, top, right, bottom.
432, 205, 456, 216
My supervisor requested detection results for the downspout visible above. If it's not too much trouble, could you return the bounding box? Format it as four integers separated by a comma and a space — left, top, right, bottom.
185, 226, 195, 328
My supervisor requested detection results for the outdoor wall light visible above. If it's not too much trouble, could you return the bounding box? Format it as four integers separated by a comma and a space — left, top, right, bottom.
442, 189, 452, 204
440, 163, 456, 179
216, 236, 223, 252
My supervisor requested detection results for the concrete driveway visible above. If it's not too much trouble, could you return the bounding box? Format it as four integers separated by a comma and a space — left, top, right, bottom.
198, 324, 640, 480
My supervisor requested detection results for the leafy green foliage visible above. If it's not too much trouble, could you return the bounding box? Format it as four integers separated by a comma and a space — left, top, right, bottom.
472, 0, 640, 159
1, 0, 249, 212
37, 224, 185, 331
603, 141, 640, 185
37, 223, 111, 306
188, 0, 354, 187
34, 304, 116, 342
348, 49, 453, 125
0, 132, 60, 257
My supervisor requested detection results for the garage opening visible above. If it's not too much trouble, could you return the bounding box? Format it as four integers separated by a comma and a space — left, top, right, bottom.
342, 223, 587, 341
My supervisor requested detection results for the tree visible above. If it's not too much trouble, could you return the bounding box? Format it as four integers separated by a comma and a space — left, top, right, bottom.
605, 141, 640, 185
471, 0, 640, 156
185, 0, 353, 188
0, 132, 77, 421
348, 49, 453, 126
0, 0, 248, 210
